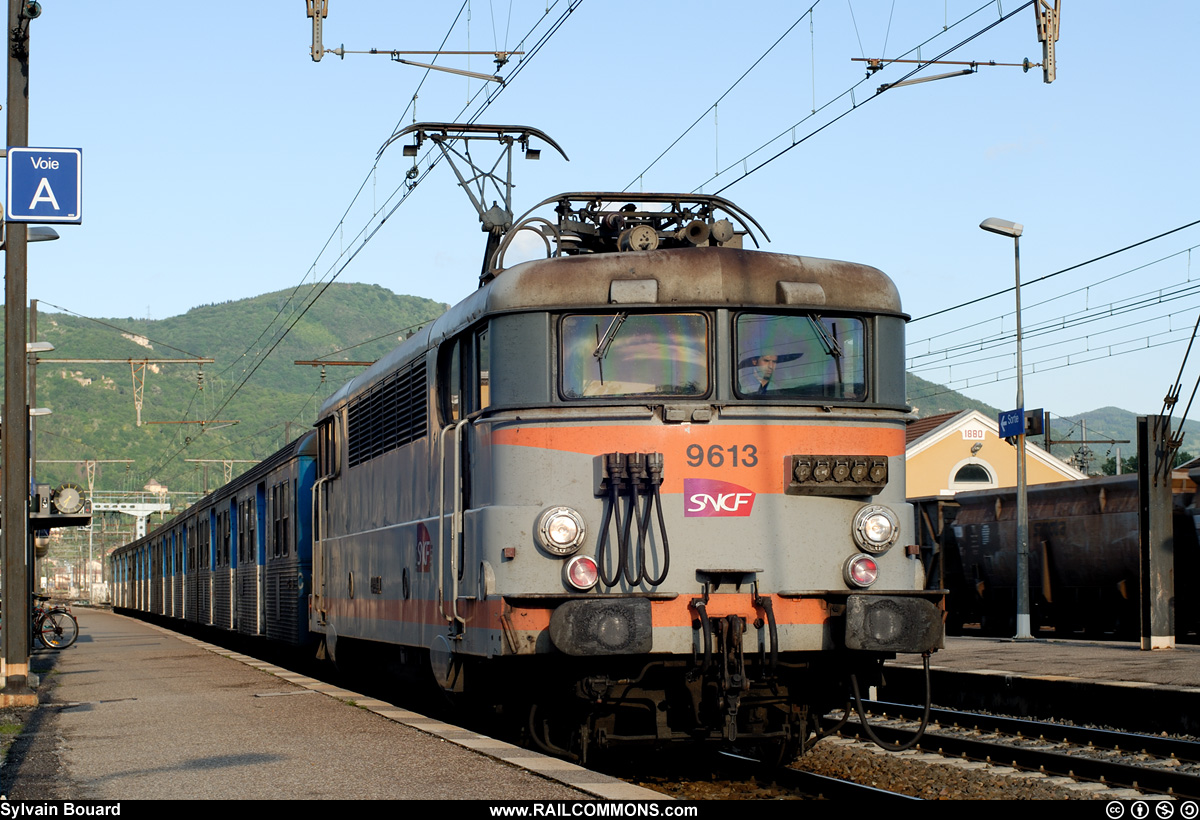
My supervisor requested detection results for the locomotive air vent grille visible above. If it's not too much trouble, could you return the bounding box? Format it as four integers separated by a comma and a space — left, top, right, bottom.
347, 362, 428, 467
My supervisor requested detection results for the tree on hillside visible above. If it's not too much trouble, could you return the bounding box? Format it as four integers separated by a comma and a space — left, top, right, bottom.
1099, 450, 1194, 475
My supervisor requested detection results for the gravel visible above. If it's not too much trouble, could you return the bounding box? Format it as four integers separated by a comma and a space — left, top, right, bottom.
628, 737, 1139, 800
791, 737, 1116, 800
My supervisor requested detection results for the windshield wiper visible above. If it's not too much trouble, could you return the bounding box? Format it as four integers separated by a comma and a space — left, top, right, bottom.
809, 314, 844, 386
808, 315, 842, 360
593, 312, 628, 361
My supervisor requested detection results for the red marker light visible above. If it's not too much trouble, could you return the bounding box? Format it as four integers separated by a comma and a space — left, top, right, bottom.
565, 555, 599, 590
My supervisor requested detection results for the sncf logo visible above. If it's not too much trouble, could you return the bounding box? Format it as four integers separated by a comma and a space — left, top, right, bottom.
416, 523, 432, 573
684, 478, 756, 517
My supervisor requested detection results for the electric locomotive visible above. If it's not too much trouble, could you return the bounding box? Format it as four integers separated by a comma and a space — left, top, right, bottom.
112, 124, 943, 763
307, 186, 943, 762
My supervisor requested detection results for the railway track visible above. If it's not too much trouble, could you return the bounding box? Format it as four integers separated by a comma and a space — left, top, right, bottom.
833, 701, 1200, 798
608, 747, 924, 801
728, 755, 922, 801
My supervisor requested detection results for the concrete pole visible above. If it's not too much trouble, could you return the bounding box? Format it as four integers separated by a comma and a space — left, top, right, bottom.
981, 218, 1031, 640
1013, 233, 1032, 640
1137, 415, 1175, 650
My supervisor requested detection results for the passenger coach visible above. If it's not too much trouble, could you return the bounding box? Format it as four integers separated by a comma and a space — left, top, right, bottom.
113, 434, 315, 645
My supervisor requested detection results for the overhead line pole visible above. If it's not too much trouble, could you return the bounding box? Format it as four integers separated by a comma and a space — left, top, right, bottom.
37, 357, 214, 426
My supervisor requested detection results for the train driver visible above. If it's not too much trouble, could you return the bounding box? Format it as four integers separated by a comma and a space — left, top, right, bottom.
740, 353, 779, 394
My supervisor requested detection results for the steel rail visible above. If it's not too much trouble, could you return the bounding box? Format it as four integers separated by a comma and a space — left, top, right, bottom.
863, 701, 1200, 764
829, 707, 1200, 798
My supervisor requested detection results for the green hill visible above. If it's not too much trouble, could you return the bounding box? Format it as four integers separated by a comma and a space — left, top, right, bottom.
16, 283, 447, 496
906, 372, 1000, 419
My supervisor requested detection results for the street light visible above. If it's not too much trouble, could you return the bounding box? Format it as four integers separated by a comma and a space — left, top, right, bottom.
980, 217, 1032, 640
0, 225, 58, 250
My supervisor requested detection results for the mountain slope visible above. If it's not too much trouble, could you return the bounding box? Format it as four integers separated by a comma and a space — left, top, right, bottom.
20, 283, 447, 494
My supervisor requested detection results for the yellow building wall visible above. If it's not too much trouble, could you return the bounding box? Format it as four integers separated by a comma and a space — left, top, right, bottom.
906, 426, 1077, 498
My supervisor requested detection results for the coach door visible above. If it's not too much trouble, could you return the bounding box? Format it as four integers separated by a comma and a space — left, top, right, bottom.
311, 417, 339, 627
438, 328, 489, 631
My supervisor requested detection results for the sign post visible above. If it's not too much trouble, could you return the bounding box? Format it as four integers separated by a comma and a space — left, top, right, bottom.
2, 0, 35, 706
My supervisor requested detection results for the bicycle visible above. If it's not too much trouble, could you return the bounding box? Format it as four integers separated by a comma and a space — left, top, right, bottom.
32, 594, 78, 649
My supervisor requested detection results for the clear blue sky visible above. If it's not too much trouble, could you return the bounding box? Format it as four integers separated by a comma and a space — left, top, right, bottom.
19, 1, 1200, 421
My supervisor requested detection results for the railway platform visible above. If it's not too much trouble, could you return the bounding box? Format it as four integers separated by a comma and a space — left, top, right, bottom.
1, 607, 660, 801
885, 635, 1200, 736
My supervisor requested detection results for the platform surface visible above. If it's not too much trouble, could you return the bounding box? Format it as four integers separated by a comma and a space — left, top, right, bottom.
2, 608, 659, 801
915, 635, 1200, 689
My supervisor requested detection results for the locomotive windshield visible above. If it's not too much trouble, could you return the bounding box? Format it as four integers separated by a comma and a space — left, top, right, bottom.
735, 313, 866, 400
561, 313, 708, 398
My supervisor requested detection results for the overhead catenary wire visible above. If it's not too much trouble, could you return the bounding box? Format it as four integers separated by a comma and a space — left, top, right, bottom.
910, 299, 1200, 378
209, 1, 475, 389
907, 326, 1197, 402
696, 0, 1033, 198
903, 234, 1200, 402
141, 2, 585, 483
911, 217, 1200, 324
621, 3, 822, 193
908, 241, 1200, 351
909, 279, 1200, 369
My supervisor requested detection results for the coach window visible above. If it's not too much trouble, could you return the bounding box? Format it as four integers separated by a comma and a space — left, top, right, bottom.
284, 480, 292, 556
237, 501, 245, 564
271, 485, 280, 559
734, 313, 866, 400
560, 313, 709, 399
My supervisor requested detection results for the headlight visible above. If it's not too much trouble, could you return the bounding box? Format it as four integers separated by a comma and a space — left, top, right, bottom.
564, 555, 599, 590
535, 506, 586, 556
844, 554, 879, 588
852, 505, 900, 554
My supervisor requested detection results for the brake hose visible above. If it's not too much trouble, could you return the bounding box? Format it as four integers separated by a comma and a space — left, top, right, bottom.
848, 651, 933, 752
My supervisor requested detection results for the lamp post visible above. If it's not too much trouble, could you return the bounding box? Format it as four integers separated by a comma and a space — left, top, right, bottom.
980, 217, 1033, 641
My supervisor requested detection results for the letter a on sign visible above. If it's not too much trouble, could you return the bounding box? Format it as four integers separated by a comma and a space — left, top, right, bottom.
29, 177, 59, 211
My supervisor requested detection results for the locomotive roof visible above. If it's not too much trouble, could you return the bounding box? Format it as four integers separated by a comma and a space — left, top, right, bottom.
320, 246, 902, 415
479, 246, 901, 314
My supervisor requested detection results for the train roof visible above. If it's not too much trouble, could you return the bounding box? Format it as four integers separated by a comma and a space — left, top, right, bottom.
319, 245, 902, 415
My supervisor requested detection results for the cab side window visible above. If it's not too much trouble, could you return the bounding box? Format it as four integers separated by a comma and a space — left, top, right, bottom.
439, 323, 491, 425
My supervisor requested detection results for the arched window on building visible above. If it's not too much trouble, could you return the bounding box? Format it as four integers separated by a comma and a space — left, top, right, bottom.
954, 463, 992, 483
948, 459, 997, 492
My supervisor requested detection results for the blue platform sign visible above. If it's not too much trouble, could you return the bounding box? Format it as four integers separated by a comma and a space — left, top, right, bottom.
998, 407, 1025, 438
6, 147, 82, 223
